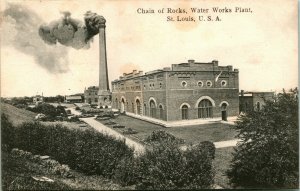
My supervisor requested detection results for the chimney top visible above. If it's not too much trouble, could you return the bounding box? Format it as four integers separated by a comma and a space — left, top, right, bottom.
188, 59, 195, 64
212, 60, 218, 64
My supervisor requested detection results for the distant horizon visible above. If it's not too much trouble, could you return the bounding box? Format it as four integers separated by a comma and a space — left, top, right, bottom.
1, 85, 297, 98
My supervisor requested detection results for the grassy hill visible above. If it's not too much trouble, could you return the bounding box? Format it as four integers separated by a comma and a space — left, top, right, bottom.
2, 150, 131, 190
1, 103, 36, 126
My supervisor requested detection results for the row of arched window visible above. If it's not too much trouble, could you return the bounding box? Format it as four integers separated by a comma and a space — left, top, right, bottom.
114, 96, 228, 120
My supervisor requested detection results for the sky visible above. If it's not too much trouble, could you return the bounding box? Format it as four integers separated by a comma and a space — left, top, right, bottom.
1, 0, 298, 97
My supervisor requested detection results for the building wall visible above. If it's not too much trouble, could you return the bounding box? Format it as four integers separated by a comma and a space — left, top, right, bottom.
239, 96, 253, 113
111, 60, 239, 122
252, 92, 274, 110
166, 88, 239, 121
141, 72, 167, 120
165, 68, 239, 121
239, 92, 274, 112
111, 77, 143, 114
84, 86, 99, 105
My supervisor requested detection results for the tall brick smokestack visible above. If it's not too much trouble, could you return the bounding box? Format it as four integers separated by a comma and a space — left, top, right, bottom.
96, 15, 111, 108
39, 11, 112, 108
98, 18, 109, 92
78, 11, 111, 108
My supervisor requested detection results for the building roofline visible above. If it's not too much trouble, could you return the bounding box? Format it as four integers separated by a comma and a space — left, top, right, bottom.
112, 69, 239, 83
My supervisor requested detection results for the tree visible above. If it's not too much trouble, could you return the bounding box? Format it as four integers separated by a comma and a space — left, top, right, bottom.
227, 88, 298, 188
27, 103, 65, 119
135, 139, 215, 189
56, 105, 67, 116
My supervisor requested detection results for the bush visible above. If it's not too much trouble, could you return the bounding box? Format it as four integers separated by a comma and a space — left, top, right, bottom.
113, 125, 125, 128
122, 128, 138, 135
198, 141, 215, 160
68, 116, 80, 122
104, 121, 117, 125
113, 156, 137, 186
183, 142, 215, 188
26, 103, 66, 119
227, 89, 299, 188
2, 113, 215, 189
56, 105, 67, 116
134, 141, 215, 189
97, 111, 114, 118
144, 130, 185, 145
1, 113, 14, 150
2, 121, 134, 179
10, 148, 72, 178
10, 97, 29, 108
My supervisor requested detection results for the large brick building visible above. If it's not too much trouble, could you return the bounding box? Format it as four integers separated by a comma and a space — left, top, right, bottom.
111, 59, 239, 122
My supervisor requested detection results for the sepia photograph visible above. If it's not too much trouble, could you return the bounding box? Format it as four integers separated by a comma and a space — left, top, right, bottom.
1, 0, 298, 190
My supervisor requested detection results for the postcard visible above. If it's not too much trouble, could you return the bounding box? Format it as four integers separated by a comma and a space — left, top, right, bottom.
1, 0, 298, 190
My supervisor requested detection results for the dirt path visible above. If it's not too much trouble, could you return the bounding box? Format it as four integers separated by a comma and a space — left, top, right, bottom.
213, 139, 240, 148
180, 139, 240, 151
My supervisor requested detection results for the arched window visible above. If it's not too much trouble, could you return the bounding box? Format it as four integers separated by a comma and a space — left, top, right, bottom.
221, 103, 227, 111
221, 103, 228, 121
132, 102, 134, 113
120, 98, 125, 113
115, 98, 118, 109
144, 103, 147, 116
136, 99, 141, 115
257, 102, 261, 111
198, 99, 213, 118
159, 105, 163, 119
181, 105, 189, 120
150, 100, 156, 118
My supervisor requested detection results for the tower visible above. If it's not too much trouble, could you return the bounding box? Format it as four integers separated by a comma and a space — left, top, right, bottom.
97, 16, 111, 108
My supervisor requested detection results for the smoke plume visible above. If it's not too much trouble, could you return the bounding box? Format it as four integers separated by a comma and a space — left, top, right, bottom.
39, 11, 106, 49
2, 4, 69, 73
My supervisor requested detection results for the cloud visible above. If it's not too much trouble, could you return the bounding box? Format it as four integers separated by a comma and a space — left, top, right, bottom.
38, 11, 106, 49
2, 3, 69, 73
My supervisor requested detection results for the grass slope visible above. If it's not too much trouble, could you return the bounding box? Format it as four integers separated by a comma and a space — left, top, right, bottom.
1, 103, 36, 126
2, 151, 71, 190
2, 151, 133, 190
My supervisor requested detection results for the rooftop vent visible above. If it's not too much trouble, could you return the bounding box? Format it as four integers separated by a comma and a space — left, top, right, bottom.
188, 59, 195, 64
